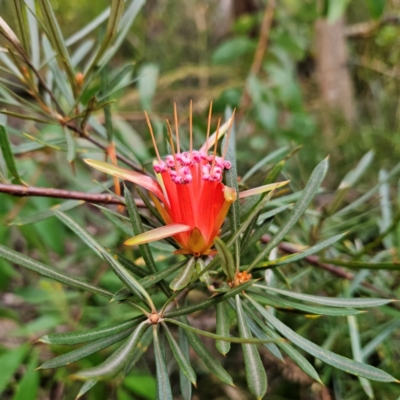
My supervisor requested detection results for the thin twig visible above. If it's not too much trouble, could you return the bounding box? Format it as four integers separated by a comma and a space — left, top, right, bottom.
0, 182, 146, 207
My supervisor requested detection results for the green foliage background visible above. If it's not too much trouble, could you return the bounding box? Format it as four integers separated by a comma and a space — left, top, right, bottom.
0, 0, 400, 399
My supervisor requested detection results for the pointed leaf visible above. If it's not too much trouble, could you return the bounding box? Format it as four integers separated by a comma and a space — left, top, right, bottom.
241, 301, 320, 381
239, 180, 290, 199
84, 0, 124, 75
253, 285, 394, 308
235, 295, 267, 399
216, 301, 231, 355
170, 257, 196, 291
249, 292, 362, 316
39, 318, 141, 345
39, 328, 133, 369
0, 344, 29, 394
243, 313, 283, 361
124, 326, 153, 374
164, 280, 254, 318
247, 157, 329, 271
214, 238, 235, 281
125, 186, 171, 297
164, 318, 282, 344
0, 125, 25, 184
223, 108, 240, 270
179, 327, 192, 400
73, 321, 149, 380
248, 295, 398, 382
84, 159, 166, 203
76, 380, 98, 399
178, 315, 233, 386
163, 324, 196, 385
153, 325, 173, 400
0, 244, 112, 298
13, 350, 40, 400
125, 223, 191, 247
259, 233, 347, 269
348, 316, 374, 398
242, 146, 289, 183
38, 0, 77, 94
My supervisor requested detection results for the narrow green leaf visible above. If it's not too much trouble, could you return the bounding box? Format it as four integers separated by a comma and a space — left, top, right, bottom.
241, 302, 320, 381
248, 295, 398, 382
164, 318, 281, 345
66, 7, 110, 46
362, 319, 400, 361
178, 315, 233, 386
223, 107, 240, 270
348, 316, 374, 398
214, 238, 235, 281
13, 350, 39, 400
25, 0, 40, 69
64, 127, 76, 163
73, 321, 149, 379
102, 251, 154, 310
250, 292, 362, 316
247, 157, 329, 271
329, 150, 374, 214
85, 0, 124, 76
0, 344, 29, 394
163, 324, 196, 385
242, 146, 289, 183
38, 0, 77, 95
110, 251, 147, 278
169, 257, 195, 291
54, 210, 104, 259
125, 185, 170, 296
321, 258, 400, 271
39, 318, 142, 345
216, 301, 231, 355
76, 380, 98, 399
164, 280, 254, 318
39, 328, 133, 369
334, 161, 400, 217
259, 233, 346, 269
97, 0, 145, 69
124, 327, 153, 375
42, 35, 74, 105
253, 285, 393, 308
9, 0, 30, 55
55, 210, 154, 309
0, 244, 112, 298
0, 125, 25, 184
235, 295, 267, 399
243, 313, 283, 361
153, 325, 173, 400
242, 206, 290, 254
179, 327, 192, 400
113, 260, 187, 301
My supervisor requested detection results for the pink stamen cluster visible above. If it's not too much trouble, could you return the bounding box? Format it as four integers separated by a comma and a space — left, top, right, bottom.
153, 150, 231, 184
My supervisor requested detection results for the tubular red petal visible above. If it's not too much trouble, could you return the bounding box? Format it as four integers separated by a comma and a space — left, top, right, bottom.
124, 223, 191, 246
84, 159, 167, 203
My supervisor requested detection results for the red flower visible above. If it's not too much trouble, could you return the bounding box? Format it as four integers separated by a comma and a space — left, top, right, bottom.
85, 103, 288, 256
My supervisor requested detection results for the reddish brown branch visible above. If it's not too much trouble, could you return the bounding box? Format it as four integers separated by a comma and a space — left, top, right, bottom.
0, 183, 145, 207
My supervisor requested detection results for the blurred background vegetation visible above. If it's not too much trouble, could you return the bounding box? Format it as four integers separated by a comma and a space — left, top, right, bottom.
1, 0, 400, 399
